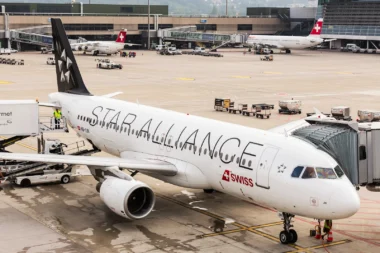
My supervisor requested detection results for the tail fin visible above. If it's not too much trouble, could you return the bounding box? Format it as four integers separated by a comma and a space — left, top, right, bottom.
115, 30, 127, 43
309, 18, 323, 37
51, 18, 92, 96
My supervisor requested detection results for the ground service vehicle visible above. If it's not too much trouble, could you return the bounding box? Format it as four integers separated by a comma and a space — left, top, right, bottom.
47, 57, 55, 65
96, 59, 123, 69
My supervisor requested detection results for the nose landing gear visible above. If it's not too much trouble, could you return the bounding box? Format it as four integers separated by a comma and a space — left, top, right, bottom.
279, 212, 298, 244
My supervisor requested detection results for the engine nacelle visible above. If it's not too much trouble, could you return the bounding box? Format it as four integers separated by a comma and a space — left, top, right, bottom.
84, 46, 94, 51
75, 46, 83, 51
100, 177, 155, 219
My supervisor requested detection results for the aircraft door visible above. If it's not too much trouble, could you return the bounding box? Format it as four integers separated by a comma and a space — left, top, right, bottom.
256, 146, 279, 189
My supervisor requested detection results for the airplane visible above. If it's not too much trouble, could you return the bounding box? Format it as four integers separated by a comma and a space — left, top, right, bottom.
70, 29, 140, 56
246, 18, 325, 54
0, 18, 360, 245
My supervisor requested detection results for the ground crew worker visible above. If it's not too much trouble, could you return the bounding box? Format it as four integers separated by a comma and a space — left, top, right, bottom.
53, 108, 62, 129
322, 219, 332, 239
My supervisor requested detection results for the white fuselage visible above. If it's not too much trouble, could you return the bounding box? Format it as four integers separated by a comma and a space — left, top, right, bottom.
246, 35, 324, 50
72, 42, 124, 54
49, 92, 360, 220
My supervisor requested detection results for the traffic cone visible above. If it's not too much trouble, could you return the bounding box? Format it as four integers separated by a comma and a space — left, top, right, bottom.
327, 231, 333, 242
315, 228, 321, 239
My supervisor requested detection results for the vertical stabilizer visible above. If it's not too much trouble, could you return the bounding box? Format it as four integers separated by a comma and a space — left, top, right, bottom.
51, 18, 92, 95
115, 30, 127, 43
309, 18, 323, 37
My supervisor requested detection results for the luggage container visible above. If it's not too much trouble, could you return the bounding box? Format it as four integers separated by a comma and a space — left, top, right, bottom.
214, 98, 230, 112
358, 109, 380, 122
0, 100, 39, 136
229, 103, 247, 114
331, 106, 351, 121
279, 100, 302, 114
253, 104, 272, 119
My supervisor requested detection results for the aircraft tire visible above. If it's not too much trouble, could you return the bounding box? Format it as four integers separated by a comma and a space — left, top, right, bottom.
289, 229, 298, 243
279, 231, 290, 244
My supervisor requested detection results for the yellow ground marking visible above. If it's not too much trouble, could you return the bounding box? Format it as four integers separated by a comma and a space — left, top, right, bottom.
157, 193, 305, 250
0, 80, 13, 85
336, 71, 353, 75
177, 77, 195, 81
285, 239, 352, 253
264, 72, 282, 75
232, 76, 251, 79
0, 136, 37, 151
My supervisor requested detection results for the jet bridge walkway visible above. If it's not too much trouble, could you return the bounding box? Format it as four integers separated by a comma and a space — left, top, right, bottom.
158, 26, 248, 46
292, 119, 380, 191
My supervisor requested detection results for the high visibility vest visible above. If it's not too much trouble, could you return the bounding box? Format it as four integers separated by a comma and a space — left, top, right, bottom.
54, 110, 61, 119
324, 220, 332, 230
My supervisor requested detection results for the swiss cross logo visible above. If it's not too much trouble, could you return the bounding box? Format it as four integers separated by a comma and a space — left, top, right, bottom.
222, 170, 231, 182
314, 24, 321, 33
119, 33, 124, 41
222, 170, 253, 187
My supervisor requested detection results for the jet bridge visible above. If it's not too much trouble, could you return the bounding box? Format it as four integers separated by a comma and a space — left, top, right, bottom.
292, 119, 380, 191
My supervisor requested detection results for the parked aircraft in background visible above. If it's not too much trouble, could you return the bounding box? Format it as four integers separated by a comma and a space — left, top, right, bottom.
0, 18, 360, 245
246, 19, 325, 53
70, 30, 140, 56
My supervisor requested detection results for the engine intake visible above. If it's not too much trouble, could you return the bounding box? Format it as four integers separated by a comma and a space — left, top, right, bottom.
100, 177, 155, 219
75, 46, 83, 51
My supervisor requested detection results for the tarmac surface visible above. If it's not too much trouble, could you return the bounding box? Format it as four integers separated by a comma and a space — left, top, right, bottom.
0, 49, 380, 253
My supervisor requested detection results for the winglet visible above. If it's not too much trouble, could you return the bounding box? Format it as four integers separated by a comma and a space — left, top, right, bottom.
313, 107, 322, 115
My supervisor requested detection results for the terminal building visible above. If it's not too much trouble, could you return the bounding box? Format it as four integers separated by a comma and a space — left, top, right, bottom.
0, 2, 316, 50
317, 0, 380, 49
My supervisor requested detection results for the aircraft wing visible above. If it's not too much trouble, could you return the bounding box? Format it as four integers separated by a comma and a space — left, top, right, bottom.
70, 42, 99, 48
0, 152, 177, 176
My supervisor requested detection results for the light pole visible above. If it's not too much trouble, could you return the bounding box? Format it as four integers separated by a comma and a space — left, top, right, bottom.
226, 0, 228, 16
148, 0, 150, 50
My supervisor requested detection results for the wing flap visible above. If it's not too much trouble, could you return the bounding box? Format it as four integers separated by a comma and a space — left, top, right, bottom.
0, 153, 177, 176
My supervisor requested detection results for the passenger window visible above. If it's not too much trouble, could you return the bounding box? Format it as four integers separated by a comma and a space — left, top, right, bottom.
291, 166, 304, 178
214, 151, 218, 157
248, 160, 252, 167
334, 165, 344, 178
184, 143, 187, 149
242, 159, 246, 165
204, 149, 207, 155
359, 145, 367, 160
236, 157, 240, 164
316, 167, 337, 179
189, 145, 192, 151
132, 129, 135, 134
302, 167, 316, 179
194, 146, 197, 152
225, 154, 229, 160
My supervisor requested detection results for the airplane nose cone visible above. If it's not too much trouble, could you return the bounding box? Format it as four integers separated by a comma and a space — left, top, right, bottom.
330, 187, 360, 218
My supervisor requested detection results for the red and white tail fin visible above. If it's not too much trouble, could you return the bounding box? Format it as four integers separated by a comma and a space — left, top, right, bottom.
115, 30, 127, 43
309, 18, 323, 37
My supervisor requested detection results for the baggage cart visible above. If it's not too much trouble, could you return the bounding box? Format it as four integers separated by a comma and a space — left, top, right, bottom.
214, 98, 230, 112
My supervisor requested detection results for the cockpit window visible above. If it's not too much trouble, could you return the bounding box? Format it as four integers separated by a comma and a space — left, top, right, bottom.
334, 165, 344, 178
316, 167, 337, 179
291, 166, 304, 178
302, 167, 316, 179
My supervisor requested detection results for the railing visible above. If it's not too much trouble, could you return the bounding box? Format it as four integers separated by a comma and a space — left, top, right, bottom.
5, 12, 277, 18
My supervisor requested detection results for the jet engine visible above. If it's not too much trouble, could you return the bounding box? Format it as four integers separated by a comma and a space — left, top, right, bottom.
99, 176, 155, 219
84, 46, 94, 51
75, 46, 83, 51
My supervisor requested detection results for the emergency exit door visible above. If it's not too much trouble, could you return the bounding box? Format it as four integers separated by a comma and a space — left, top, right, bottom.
256, 147, 279, 189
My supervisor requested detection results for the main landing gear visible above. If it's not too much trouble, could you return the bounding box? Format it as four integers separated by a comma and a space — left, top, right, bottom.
279, 212, 298, 244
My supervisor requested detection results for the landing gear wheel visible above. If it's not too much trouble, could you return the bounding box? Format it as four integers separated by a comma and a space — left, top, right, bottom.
280, 231, 290, 244
289, 229, 298, 243
61, 175, 70, 184
203, 189, 214, 194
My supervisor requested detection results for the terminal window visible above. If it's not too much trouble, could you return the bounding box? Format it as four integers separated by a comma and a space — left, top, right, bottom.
238, 24, 253, 31
120, 7, 134, 13
3, 4, 29, 13
196, 24, 217, 31
64, 24, 114, 31
138, 24, 155, 30
158, 24, 174, 29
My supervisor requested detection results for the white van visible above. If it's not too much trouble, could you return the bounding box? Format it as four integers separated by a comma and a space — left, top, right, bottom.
15, 169, 73, 187
193, 47, 206, 53
155, 45, 167, 51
